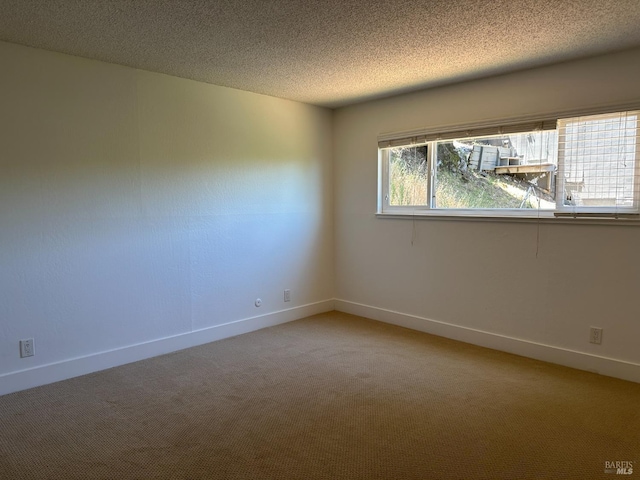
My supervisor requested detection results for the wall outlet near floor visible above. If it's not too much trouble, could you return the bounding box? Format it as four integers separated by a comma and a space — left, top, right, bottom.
589, 327, 603, 345
20, 338, 35, 358
284, 289, 291, 302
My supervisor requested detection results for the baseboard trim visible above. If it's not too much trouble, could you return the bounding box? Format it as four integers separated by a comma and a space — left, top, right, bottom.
0, 299, 335, 396
335, 299, 640, 384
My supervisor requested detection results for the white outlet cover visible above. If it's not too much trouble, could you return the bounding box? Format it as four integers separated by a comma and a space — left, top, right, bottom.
20, 338, 34, 358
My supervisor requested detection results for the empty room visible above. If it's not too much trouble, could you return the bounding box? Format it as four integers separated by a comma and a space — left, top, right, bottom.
1, 1, 640, 479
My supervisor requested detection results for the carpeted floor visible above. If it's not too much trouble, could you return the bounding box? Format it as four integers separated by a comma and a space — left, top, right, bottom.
1, 311, 638, 479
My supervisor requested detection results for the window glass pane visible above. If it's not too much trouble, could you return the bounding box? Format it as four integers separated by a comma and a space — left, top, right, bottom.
559, 112, 637, 208
388, 146, 429, 206
433, 131, 557, 210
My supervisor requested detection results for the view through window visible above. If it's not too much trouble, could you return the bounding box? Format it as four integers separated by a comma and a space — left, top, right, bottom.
381, 110, 639, 216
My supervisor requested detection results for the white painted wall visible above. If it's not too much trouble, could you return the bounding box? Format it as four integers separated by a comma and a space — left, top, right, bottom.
2, 40, 640, 394
334, 48, 640, 380
0, 42, 334, 394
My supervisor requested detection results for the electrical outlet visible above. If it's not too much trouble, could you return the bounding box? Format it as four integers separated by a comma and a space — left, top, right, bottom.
20, 338, 34, 358
589, 327, 603, 345
284, 289, 291, 302
255, 298, 262, 307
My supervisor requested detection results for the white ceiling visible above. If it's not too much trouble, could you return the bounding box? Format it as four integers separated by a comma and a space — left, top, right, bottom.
1, 0, 640, 108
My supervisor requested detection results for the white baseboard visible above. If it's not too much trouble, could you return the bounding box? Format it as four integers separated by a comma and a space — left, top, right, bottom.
0, 299, 335, 397
5, 298, 637, 396
335, 299, 640, 384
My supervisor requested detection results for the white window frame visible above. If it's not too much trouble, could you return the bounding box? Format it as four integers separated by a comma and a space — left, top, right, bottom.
378, 107, 640, 221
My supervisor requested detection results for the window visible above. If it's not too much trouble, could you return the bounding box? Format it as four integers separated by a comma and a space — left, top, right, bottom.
379, 110, 640, 218
558, 112, 638, 213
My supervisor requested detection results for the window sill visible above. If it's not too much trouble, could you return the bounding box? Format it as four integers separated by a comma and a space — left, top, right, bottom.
375, 211, 640, 226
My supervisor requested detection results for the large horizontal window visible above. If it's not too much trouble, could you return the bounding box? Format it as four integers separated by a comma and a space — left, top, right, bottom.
379, 110, 640, 218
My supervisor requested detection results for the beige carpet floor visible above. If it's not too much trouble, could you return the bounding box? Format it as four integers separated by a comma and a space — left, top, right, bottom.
1, 311, 639, 479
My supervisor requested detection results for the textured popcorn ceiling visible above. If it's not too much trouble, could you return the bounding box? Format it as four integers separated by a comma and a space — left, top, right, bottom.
1, 0, 640, 108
